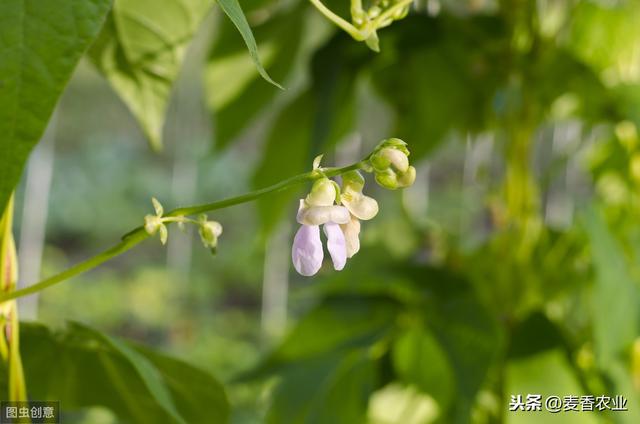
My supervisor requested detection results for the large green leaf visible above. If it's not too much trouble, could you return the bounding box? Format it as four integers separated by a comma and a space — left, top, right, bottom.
5, 322, 229, 423
506, 349, 598, 424
371, 15, 506, 160
241, 295, 398, 423
205, 4, 305, 149
266, 350, 376, 424
241, 295, 400, 379
0, 0, 112, 212
89, 0, 211, 150
392, 326, 455, 410
398, 264, 503, 422
583, 206, 638, 366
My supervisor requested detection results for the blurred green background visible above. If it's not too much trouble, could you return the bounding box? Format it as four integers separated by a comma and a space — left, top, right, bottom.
9, 0, 640, 422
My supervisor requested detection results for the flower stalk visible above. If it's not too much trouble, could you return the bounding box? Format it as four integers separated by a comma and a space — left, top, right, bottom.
0, 138, 415, 302
0, 161, 367, 303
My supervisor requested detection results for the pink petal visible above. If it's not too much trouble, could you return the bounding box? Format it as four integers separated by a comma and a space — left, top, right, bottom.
323, 222, 347, 271
292, 225, 323, 276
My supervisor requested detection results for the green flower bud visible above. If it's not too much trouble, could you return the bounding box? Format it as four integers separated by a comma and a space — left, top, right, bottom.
371, 147, 409, 173
368, 6, 381, 19
393, 5, 410, 20
198, 216, 223, 253
375, 169, 399, 190
374, 138, 409, 156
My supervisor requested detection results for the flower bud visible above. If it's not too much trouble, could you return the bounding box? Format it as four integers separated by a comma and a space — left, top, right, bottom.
393, 5, 410, 20
306, 178, 338, 206
374, 138, 409, 156
371, 148, 409, 173
397, 166, 416, 188
375, 169, 399, 190
199, 219, 223, 252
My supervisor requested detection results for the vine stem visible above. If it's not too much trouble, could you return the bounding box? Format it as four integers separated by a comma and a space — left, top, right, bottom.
308, 0, 364, 40
0, 161, 366, 303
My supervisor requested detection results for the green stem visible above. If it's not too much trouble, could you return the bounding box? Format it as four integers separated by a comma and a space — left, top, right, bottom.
0, 161, 366, 303
308, 0, 364, 40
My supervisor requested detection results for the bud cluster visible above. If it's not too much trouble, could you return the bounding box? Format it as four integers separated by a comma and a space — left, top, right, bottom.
369, 138, 416, 189
143, 198, 223, 254
351, 0, 413, 51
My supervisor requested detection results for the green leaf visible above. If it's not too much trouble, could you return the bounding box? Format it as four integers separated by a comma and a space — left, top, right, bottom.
583, 206, 638, 367
392, 326, 455, 410
398, 264, 504, 422
216, 0, 283, 89
7, 322, 229, 424
89, 0, 211, 150
205, 4, 304, 149
266, 350, 376, 424
241, 295, 400, 380
268, 352, 375, 424
569, 1, 640, 84
371, 15, 506, 160
0, 0, 112, 212
240, 295, 396, 423
506, 349, 598, 424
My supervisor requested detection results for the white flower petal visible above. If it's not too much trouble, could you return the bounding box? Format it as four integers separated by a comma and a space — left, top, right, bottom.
297, 204, 350, 226
341, 191, 379, 221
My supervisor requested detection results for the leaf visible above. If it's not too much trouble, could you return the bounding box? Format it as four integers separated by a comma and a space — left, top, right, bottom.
240, 294, 400, 380
507, 312, 564, 360
4, 322, 229, 424
205, 4, 305, 148
398, 264, 503, 422
240, 295, 396, 423
569, 1, 640, 84
392, 326, 455, 410
371, 15, 507, 160
266, 350, 376, 424
216, 0, 282, 89
583, 206, 638, 367
506, 349, 598, 424
89, 0, 211, 150
0, 0, 112, 212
